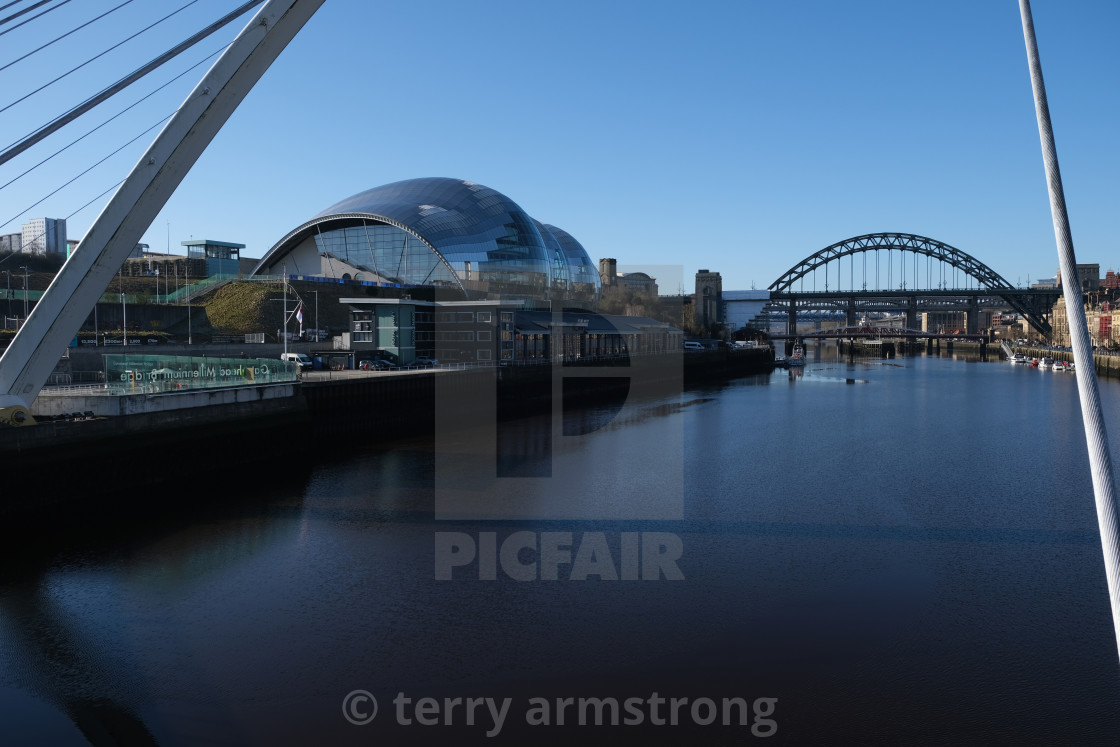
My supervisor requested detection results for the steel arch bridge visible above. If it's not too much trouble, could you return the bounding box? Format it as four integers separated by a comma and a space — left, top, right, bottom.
767, 232, 1057, 336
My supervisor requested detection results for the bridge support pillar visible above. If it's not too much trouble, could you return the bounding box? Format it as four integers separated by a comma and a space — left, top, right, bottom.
926, 337, 933, 355
967, 298, 979, 335
786, 301, 797, 338
846, 297, 857, 327
906, 296, 918, 332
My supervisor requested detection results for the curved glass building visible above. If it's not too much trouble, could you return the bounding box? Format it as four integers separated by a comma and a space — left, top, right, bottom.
252, 177, 600, 307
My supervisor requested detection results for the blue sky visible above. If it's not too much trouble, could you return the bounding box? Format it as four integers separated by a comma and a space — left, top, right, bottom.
1, 0, 1117, 292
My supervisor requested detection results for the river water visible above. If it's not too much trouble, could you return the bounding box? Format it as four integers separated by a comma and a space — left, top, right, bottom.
2, 347, 1119, 745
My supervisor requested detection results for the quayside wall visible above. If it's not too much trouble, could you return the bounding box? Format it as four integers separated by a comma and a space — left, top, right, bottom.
0, 349, 772, 516
1015, 346, 1120, 380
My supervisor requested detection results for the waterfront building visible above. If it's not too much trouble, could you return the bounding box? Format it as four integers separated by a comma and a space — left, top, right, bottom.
342, 298, 680, 365
599, 258, 618, 288
598, 258, 660, 296
1056, 263, 1099, 292
616, 271, 659, 296
1053, 292, 1120, 348
252, 177, 601, 308
695, 269, 723, 328
21, 217, 66, 255
920, 311, 997, 334
723, 290, 771, 334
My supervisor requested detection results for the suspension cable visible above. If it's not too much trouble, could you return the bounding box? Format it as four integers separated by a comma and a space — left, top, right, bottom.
0, 0, 136, 74
0, 0, 68, 33
2, 111, 174, 231
1021, 0, 1120, 665
0, 0, 203, 117
0, 42, 229, 194
0, 0, 262, 168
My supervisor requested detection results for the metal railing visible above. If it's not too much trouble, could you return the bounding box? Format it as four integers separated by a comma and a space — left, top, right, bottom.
37, 383, 110, 395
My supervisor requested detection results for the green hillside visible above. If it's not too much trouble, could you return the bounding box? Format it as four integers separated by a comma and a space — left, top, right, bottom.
204, 282, 277, 335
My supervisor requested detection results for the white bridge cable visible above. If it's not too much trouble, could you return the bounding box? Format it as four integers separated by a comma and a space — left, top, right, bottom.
0, 41, 231, 198
0, 0, 264, 167
1019, 0, 1120, 665
0, 0, 69, 34
0, 177, 124, 271
2, 112, 175, 231
0, 0, 137, 74
0, 0, 204, 116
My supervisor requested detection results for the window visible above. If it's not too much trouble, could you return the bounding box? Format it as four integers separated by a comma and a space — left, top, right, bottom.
501, 349, 512, 360
477, 311, 492, 323
500, 312, 512, 322
477, 349, 492, 361
501, 331, 512, 341
456, 312, 474, 323
477, 330, 491, 342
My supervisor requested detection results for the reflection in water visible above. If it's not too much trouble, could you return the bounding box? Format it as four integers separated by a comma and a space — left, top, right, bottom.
0, 473, 310, 745
0, 576, 158, 746
2, 353, 1120, 743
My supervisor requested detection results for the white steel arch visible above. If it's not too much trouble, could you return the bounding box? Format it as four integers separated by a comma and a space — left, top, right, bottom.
0, 0, 326, 426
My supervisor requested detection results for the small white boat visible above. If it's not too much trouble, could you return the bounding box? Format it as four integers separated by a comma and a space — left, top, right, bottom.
1041, 356, 1054, 367
1009, 353, 1028, 364
1051, 361, 1065, 371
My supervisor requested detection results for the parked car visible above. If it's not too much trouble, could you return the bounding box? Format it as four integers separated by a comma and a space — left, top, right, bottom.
357, 359, 397, 371
414, 356, 439, 366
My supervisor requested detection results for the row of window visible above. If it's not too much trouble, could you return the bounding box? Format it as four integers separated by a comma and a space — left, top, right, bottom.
435, 330, 493, 342
435, 311, 492, 323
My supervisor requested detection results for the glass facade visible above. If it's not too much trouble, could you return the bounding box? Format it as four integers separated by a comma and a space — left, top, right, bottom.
534, 218, 570, 300
104, 355, 298, 395
255, 178, 600, 308
312, 223, 460, 288
542, 223, 602, 308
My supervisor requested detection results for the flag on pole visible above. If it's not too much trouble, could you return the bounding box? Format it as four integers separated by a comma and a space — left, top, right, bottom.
296, 302, 303, 328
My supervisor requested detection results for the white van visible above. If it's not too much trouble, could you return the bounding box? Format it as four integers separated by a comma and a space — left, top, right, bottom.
280, 353, 313, 370
683, 341, 704, 351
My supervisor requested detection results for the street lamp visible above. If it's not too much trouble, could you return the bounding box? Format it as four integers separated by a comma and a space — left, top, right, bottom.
1, 270, 10, 328
311, 289, 319, 342
120, 266, 127, 347
185, 260, 192, 345
19, 265, 28, 321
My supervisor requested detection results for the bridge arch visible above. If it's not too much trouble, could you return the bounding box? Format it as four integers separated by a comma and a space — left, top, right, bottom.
770, 232, 1015, 294
768, 232, 1053, 335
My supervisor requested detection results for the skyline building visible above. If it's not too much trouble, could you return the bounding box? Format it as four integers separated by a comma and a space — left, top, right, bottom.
20, 217, 66, 255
